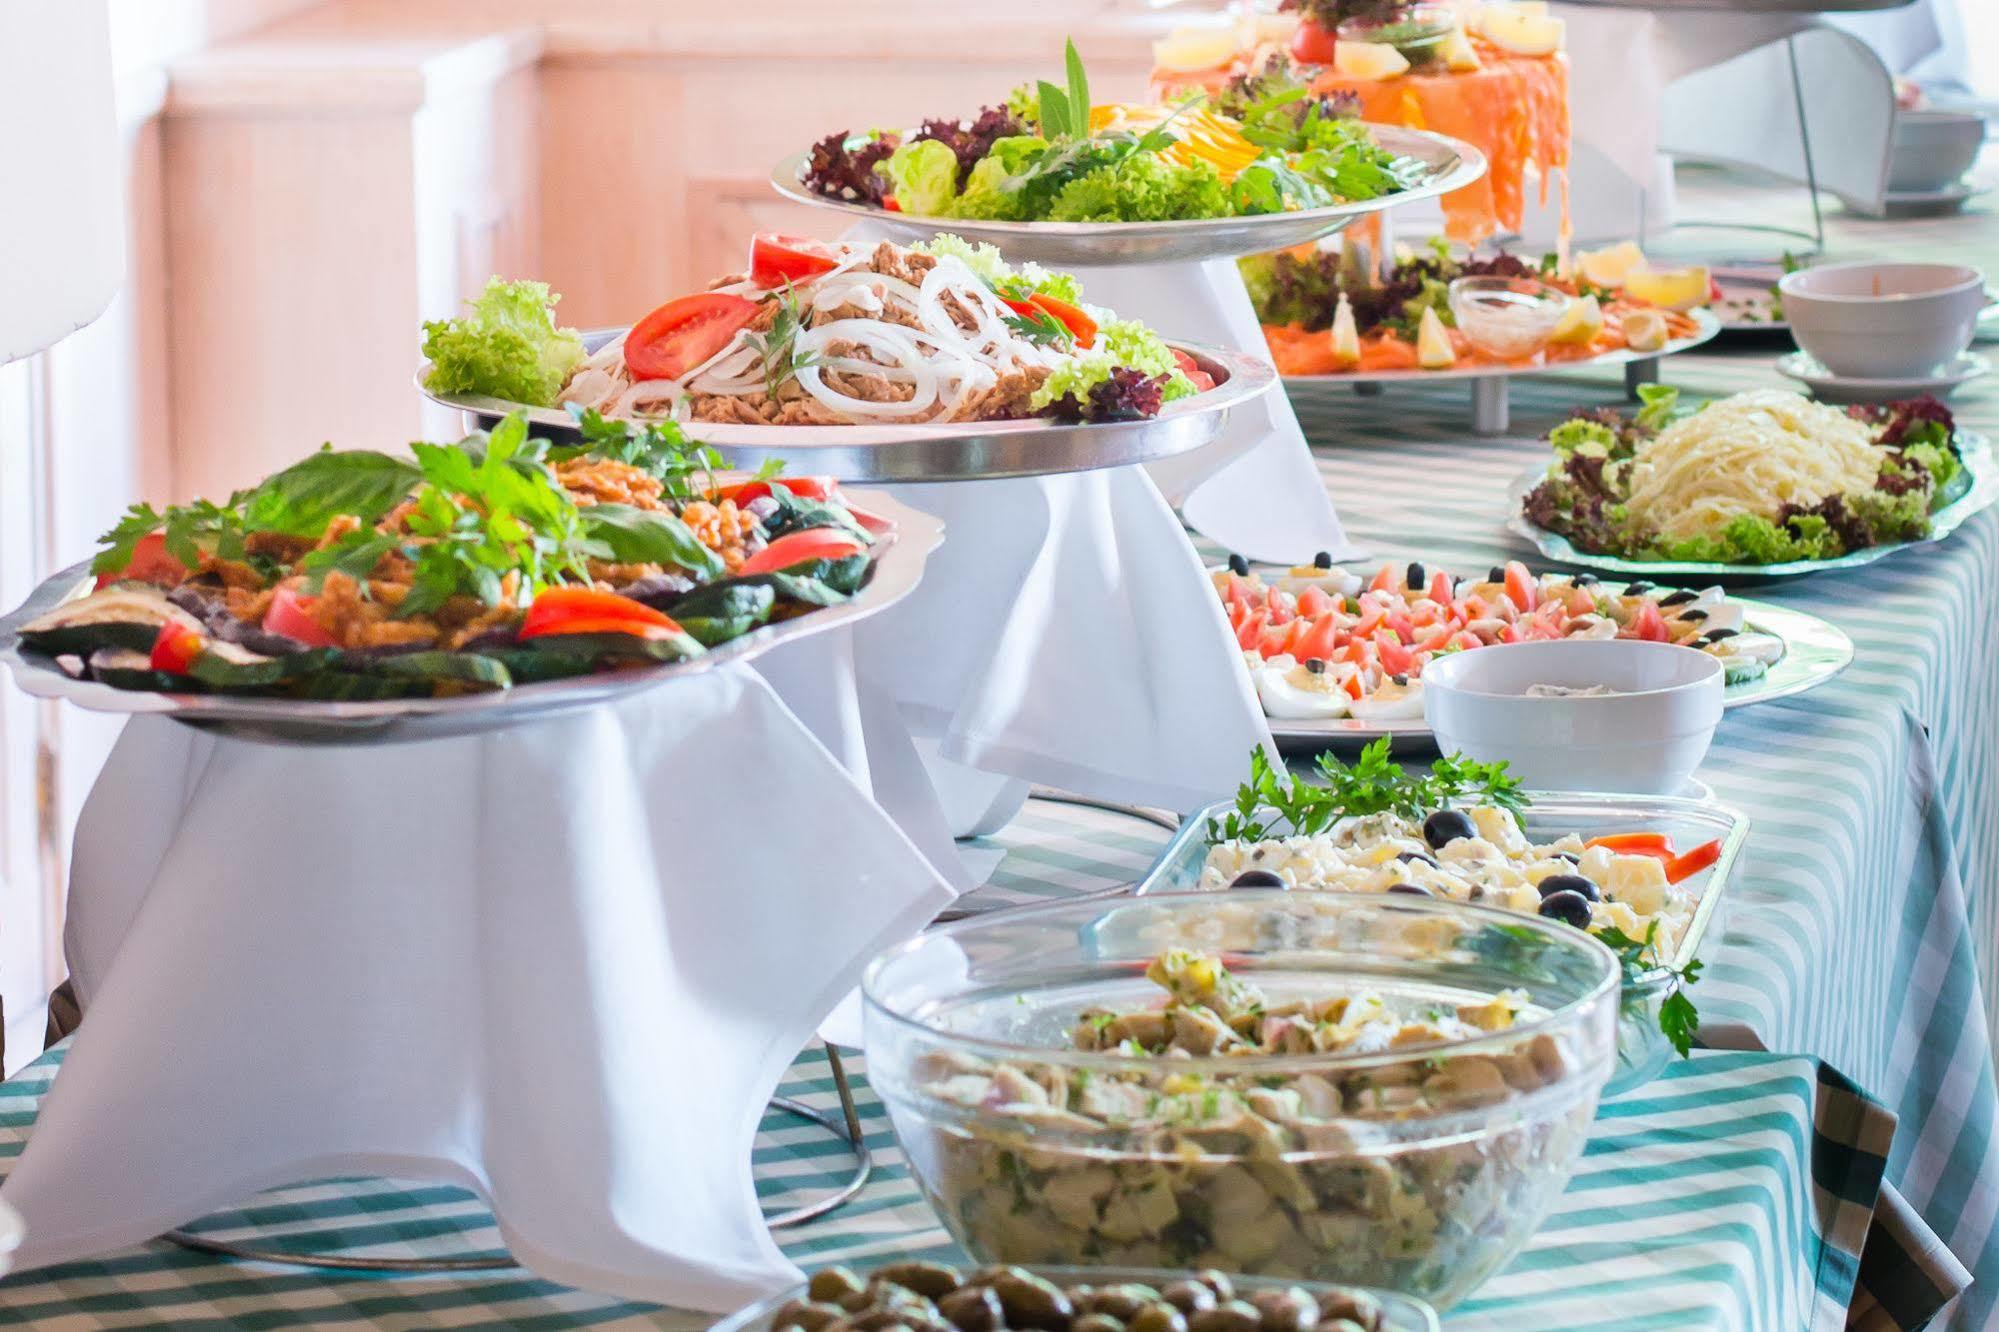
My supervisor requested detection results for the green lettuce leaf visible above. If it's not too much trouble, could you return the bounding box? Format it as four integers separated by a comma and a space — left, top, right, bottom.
421, 278, 585, 407
879, 139, 961, 216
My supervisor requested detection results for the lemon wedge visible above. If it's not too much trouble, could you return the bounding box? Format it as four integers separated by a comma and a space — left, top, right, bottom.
1334, 40, 1411, 81
1153, 26, 1240, 74
1417, 307, 1457, 369
1479, 5, 1565, 56
1622, 264, 1710, 312
1331, 294, 1362, 367
1550, 294, 1604, 346
1623, 309, 1669, 353
1575, 241, 1645, 289
1439, 25, 1482, 72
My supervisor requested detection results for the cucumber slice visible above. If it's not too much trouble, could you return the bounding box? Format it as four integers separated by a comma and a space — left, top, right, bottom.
85, 648, 200, 694
665, 581, 777, 628
479, 648, 601, 685
187, 646, 339, 691
678, 614, 763, 648
365, 651, 512, 691
522, 630, 705, 664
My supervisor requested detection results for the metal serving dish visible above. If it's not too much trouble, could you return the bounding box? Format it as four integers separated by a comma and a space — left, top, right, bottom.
767, 126, 1488, 267
1138, 790, 1750, 1093
1506, 428, 1999, 583
0, 491, 940, 747
421, 335, 1277, 484
716, 1266, 1439, 1332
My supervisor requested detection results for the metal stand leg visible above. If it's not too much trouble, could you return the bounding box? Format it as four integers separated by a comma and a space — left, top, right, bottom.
764, 1044, 873, 1231
1471, 378, 1510, 436
1625, 357, 1660, 400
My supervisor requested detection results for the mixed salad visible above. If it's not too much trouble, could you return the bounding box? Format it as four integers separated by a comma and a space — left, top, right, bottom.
422, 235, 1213, 427
801, 43, 1425, 224
1521, 389, 1964, 565
1218, 557, 1785, 723
18, 412, 886, 699
1246, 236, 1706, 375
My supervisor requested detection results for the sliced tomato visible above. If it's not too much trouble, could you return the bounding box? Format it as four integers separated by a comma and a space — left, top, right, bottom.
97, 531, 189, 589
749, 234, 840, 289
720, 475, 839, 506
1502, 561, 1539, 612
1169, 347, 1217, 393
521, 586, 679, 640
882, 196, 901, 212
1235, 611, 1268, 651
999, 293, 1098, 349
263, 586, 339, 648
1629, 601, 1670, 643
1664, 838, 1723, 884
624, 293, 759, 382
1367, 565, 1396, 594
737, 528, 868, 576
148, 621, 205, 674
1289, 18, 1338, 66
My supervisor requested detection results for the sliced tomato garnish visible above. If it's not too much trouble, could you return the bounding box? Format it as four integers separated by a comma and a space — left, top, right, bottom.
737, 528, 868, 576
883, 196, 902, 212
749, 234, 841, 289
1664, 838, 1723, 884
1170, 347, 1217, 393
263, 586, 339, 648
97, 531, 189, 589
719, 475, 840, 506
624, 293, 759, 382
148, 621, 205, 674
520, 586, 679, 640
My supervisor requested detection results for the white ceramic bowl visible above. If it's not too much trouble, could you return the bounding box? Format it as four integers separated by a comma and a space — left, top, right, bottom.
1422, 640, 1723, 795
1779, 261, 1987, 379
1888, 110, 1986, 193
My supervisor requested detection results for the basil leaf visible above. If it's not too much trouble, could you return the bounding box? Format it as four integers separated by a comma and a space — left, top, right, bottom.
579, 504, 726, 581
1064, 39, 1091, 144
239, 448, 422, 537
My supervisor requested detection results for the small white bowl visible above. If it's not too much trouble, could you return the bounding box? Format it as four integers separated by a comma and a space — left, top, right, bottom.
1422, 640, 1723, 796
1779, 261, 1988, 379
1889, 110, 1986, 193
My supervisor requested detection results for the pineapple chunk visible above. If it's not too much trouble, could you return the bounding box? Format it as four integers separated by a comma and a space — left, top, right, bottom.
1330, 294, 1361, 366
1417, 306, 1456, 369
1550, 293, 1604, 346
1334, 40, 1411, 81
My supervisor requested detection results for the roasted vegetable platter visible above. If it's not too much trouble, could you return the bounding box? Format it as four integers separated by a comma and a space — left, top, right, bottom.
0, 412, 941, 744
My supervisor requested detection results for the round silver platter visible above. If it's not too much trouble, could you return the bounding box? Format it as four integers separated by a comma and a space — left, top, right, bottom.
1505, 429, 1999, 582
1282, 309, 1723, 386
0, 492, 942, 747
767, 126, 1488, 267
422, 336, 1276, 484
1214, 564, 1854, 751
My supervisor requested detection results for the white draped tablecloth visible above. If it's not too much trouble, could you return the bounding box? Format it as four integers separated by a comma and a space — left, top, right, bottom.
8, 667, 954, 1314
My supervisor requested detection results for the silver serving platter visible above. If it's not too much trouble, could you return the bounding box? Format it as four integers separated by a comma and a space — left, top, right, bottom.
1505, 428, 1999, 582
1218, 565, 1853, 749
1281, 309, 1722, 386
767, 126, 1488, 267
0, 490, 941, 747
421, 334, 1276, 484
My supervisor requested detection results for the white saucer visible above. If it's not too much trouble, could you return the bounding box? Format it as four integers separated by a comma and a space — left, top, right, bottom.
1879, 181, 1986, 218
1774, 350, 1989, 404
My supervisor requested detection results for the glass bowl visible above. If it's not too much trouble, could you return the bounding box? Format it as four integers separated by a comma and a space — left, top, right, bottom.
862, 891, 1620, 1310
1337, 4, 1459, 67
715, 1264, 1440, 1332
1447, 276, 1572, 360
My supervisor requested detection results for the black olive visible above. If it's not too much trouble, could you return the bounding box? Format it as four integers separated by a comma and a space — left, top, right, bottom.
1677, 608, 1708, 623
1304, 657, 1327, 674
1313, 550, 1334, 569
1390, 673, 1409, 686
1386, 882, 1430, 895
1487, 565, 1506, 583
1574, 573, 1599, 586
1406, 561, 1425, 590
1656, 588, 1698, 607
1626, 580, 1655, 595
1230, 869, 1286, 889
1537, 872, 1600, 901
1394, 849, 1438, 867
1538, 889, 1595, 928
1554, 850, 1580, 863
1227, 554, 1250, 576
1422, 809, 1477, 849
1702, 628, 1740, 643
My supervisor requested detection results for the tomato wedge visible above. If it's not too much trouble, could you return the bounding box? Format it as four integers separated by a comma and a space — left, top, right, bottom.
749, 234, 840, 288
1289, 18, 1338, 66
263, 586, 339, 648
624, 293, 759, 382
1000, 292, 1097, 349
1170, 348, 1217, 393
738, 528, 868, 576
1664, 838, 1723, 884
521, 587, 680, 640
97, 531, 189, 589
719, 475, 839, 506
149, 621, 205, 674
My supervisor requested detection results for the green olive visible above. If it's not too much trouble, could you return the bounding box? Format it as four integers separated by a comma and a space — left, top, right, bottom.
1188, 1301, 1262, 1332
810, 1268, 869, 1305
1161, 1281, 1217, 1315
773, 1299, 847, 1332
874, 1262, 964, 1300
993, 1271, 1074, 1329
1250, 1288, 1318, 1332
937, 1286, 1005, 1332
1128, 1304, 1190, 1332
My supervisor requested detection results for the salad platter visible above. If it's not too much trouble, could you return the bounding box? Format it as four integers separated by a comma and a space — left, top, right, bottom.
1510, 388, 1999, 581
418, 235, 1277, 483
1282, 311, 1718, 385
0, 415, 942, 745
1216, 558, 1853, 749
770, 44, 1486, 266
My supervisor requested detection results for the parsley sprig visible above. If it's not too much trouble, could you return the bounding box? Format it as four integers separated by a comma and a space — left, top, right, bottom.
1207, 739, 1525, 843
1596, 922, 1704, 1058
1002, 302, 1075, 349
742, 285, 823, 398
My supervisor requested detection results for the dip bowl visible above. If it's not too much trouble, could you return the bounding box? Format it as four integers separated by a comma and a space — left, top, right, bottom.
1778, 260, 1987, 379
1422, 639, 1724, 796
1888, 109, 1986, 194
1448, 276, 1571, 361
863, 891, 1619, 1310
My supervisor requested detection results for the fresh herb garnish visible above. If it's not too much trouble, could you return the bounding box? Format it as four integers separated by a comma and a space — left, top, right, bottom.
1003, 302, 1075, 349
1596, 921, 1703, 1057
556, 406, 770, 503
742, 284, 823, 398
1034, 39, 1094, 141
1207, 740, 1525, 843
